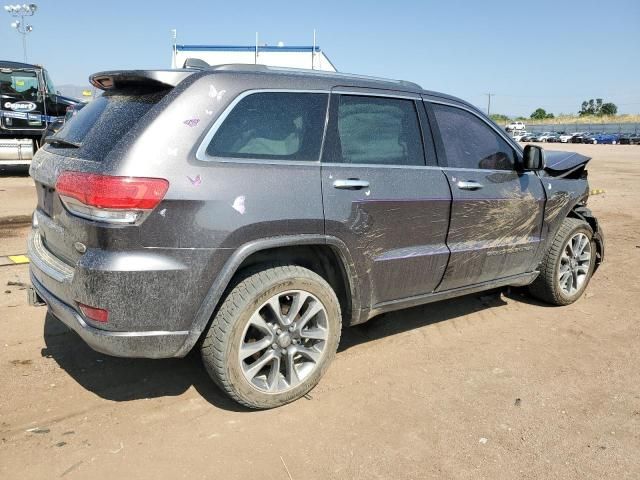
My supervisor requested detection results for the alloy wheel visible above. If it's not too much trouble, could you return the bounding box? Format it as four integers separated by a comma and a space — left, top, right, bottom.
238, 290, 329, 393
558, 232, 592, 296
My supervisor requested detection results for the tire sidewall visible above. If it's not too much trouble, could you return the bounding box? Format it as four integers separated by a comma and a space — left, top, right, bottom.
553, 224, 596, 304
223, 274, 341, 408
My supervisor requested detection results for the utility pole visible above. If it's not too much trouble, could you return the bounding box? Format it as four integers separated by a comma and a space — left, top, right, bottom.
485, 93, 495, 116
4, 4, 37, 63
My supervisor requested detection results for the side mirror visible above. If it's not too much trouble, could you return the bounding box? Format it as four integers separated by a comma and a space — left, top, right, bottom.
522, 144, 546, 171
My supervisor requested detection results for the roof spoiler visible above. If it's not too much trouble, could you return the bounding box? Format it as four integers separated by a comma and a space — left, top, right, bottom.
89, 70, 194, 91
183, 58, 210, 70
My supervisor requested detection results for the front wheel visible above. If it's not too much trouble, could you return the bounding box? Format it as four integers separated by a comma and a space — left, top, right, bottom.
201, 264, 342, 409
529, 218, 596, 305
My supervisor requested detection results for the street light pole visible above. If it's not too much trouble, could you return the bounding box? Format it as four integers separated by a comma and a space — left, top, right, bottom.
4, 4, 38, 63
485, 93, 495, 116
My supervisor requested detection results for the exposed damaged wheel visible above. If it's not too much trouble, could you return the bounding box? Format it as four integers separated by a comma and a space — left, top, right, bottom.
528, 218, 596, 305
201, 265, 341, 409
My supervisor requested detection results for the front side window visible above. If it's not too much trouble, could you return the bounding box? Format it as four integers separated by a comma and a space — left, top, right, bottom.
431, 103, 516, 170
206, 92, 328, 161
323, 95, 425, 166
44, 70, 56, 94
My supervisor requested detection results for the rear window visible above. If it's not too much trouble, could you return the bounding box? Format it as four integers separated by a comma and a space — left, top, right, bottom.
45, 89, 167, 161
206, 92, 328, 161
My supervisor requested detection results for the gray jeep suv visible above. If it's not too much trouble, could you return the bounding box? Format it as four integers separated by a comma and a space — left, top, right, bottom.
28, 64, 604, 408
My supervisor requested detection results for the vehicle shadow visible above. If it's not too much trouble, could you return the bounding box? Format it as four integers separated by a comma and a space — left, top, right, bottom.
40, 313, 249, 412
339, 288, 510, 351
41, 288, 515, 411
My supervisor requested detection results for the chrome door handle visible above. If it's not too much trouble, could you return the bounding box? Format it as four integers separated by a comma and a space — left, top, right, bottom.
456, 180, 483, 191
333, 179, 370, 190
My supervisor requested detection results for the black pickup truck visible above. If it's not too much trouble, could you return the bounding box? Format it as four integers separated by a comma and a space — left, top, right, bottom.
0, 60, 80, 166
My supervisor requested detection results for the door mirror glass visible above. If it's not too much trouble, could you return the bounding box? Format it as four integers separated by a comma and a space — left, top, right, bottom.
522, 144, 545, 170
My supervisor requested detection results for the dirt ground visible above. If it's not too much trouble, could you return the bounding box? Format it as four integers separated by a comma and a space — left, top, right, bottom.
0, 144, 639, 480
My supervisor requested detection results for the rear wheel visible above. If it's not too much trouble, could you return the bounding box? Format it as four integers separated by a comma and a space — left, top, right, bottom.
529, 218, 596, 305
201, 264, 341, 409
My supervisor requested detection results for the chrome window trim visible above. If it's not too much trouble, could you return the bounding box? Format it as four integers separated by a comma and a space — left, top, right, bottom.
331, 89, 421, 101
425, 98, 524, 156
195, 89, 331, 163
322, 162, 440, 171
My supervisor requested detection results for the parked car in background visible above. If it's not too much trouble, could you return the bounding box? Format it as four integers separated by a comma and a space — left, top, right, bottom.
506, 121, 526, 131
584, 132, 619, 144
618, 133, 640, 145
536, 132, 556, 142
545, 133, 561, 143
521, 132, 540, 142
27, 63, 604, 409
559, 132, 576, 143
513, 131, 530, 141
571, 132, 591, 143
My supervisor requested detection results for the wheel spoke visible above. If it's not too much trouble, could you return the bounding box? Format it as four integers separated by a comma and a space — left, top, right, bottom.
576, 265, 589, 275
284, 348, 300, 387
286, 292, 308, 324
247, 311, 274, 336
240, 337, 273, 360
559, 270, 571, 286
297, 300, 323, 331
243, 349, 277, 380
294, 345, 322, 363
566, 241, 574, 257
266, 296, 285, 325
571, 269, 578, 292
266, 355, 281, 392
299, 327, 326, 340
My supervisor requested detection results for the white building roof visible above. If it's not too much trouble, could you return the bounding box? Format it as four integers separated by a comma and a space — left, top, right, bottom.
173, 44, 337, 72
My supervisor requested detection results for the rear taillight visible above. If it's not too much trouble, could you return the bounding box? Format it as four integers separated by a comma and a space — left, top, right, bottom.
79, 303, 109, 323
56, 171, 169, 224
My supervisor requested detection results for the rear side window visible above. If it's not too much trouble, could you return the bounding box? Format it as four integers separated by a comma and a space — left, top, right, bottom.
206, 92, 328, 161
431, 103, 516, 170
323, 95, 425, 166
45, 90, 167, 161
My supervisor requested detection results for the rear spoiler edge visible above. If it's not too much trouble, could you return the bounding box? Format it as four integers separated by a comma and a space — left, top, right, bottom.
89, 70, 195, 91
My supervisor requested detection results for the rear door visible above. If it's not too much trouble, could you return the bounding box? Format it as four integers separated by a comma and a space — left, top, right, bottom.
321, 89, 451, 308
426, 100, 545, 290
0, 67, 45, 131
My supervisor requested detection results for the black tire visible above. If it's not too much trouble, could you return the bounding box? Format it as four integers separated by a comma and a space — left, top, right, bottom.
201, 264, 341, 409
529, 218, 596, 306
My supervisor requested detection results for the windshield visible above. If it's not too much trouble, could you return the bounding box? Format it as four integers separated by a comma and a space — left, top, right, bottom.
0, 69, 40, 100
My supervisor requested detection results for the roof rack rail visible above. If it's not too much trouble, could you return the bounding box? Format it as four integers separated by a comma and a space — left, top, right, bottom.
202, 63, 422, 89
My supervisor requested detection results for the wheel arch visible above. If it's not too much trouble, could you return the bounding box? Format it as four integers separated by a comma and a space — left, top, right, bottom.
175, 235, 361, 357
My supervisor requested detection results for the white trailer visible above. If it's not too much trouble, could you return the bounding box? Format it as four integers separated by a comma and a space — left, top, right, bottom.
172, 44, 337, 72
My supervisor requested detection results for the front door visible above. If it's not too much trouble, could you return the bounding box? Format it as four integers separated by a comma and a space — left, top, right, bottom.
321, 90, 452, 308
426, 100, 546, 291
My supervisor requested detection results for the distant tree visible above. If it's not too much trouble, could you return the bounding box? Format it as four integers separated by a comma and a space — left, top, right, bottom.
489, 113, 510, 124
530, 108, 554, 120
600, 103, 618, 115
580, 98, 616, 116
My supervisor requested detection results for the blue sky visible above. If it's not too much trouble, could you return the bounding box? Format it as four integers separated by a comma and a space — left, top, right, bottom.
1, 0, 638, 116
